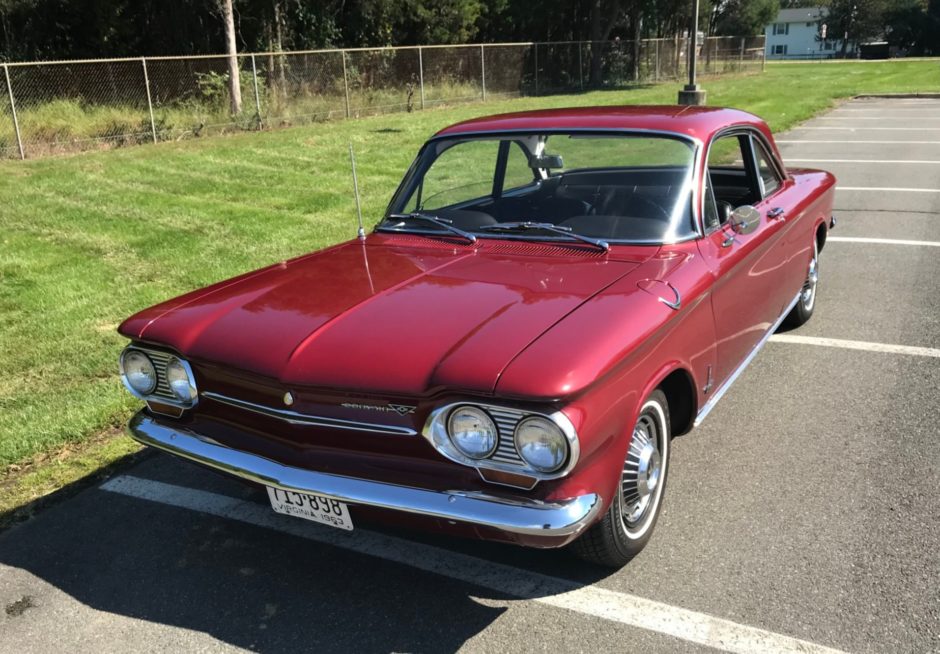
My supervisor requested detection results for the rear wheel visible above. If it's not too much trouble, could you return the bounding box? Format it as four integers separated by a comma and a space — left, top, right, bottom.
783, 238, 819, 328
571, 389, 671, 568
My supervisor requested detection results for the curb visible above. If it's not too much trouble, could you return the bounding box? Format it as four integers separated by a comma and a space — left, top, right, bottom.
853, 93, 940, 99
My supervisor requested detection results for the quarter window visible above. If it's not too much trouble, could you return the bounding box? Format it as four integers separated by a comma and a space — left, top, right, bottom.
753, 141, 782, 196
702, 172, 721, 230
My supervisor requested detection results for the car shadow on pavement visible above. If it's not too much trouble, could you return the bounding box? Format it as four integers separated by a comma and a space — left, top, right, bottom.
0, 458, 617, 652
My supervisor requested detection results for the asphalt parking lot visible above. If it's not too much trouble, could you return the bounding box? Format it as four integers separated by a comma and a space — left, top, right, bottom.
1, 97, 938, 654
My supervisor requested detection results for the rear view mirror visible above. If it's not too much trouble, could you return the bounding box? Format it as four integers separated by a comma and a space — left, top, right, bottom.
729, 205, 760, 235
529, 153, 564, 169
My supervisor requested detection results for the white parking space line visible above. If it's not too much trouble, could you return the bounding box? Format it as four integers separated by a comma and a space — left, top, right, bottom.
100, 475, 848, 654
777, 140, 940, 145
830, 109, 940, 113
828, 236, 940, 247
824, 111, 940, 115
838, 186, 940, 193
788, 159, 940, 164
798, 127, 940, 131
816, 117, 940, 121
770, 335, 940, 358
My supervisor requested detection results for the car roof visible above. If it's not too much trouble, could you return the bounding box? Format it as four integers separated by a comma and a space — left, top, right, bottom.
434, 105, 772, 144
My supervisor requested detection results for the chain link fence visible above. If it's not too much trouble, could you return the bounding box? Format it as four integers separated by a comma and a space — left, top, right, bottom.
0, 36, 764, 159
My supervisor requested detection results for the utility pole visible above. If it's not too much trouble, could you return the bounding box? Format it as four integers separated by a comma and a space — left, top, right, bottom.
678, 0, 706, 105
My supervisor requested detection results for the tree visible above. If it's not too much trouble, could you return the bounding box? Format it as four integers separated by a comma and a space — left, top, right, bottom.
588, 0, 630, 84
711, 0, 780, 36
394, 0, 484, 43
885, 0, 940, 54
214, 0, 242, 115
823, 0, 890, 53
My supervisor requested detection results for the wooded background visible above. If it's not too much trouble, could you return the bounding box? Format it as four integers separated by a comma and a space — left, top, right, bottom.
1, 0, 936, 63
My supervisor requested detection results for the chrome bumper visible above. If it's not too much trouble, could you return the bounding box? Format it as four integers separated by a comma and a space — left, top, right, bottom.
127, 412, 603, 538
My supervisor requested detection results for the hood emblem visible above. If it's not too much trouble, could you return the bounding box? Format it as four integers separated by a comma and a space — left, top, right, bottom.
389, 404, 417, 416
342, 402, 416, 416
283, 392, 294, 406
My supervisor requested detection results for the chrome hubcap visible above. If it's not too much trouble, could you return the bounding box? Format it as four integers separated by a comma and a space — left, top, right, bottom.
802, 253, 818, 311
622, 415, 661, 525
636, 442, 661, 497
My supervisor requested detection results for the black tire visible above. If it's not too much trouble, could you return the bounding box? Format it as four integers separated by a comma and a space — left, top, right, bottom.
571, 389, 671, 568
783, 238, 819, 329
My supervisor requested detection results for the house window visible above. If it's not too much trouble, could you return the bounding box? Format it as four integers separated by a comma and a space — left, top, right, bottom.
773, 44, 788, 55
822, 40, 833, 51
772, 23, 789, 35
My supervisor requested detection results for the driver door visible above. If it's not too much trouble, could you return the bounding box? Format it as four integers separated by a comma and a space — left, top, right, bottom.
697, 131, 789, 387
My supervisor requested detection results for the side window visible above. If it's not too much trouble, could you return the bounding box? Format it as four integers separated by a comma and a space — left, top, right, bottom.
418, 140, 497, 210
707, 134, 757, 210
707, 134, 746, 168
502, 142, 536, 192
753, 141, 782, 196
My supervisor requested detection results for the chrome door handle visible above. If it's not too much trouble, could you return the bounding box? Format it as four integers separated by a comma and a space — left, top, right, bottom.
767, 207, 785, 220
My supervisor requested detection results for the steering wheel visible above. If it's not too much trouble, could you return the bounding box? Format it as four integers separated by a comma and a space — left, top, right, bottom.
620, 193, 671, 221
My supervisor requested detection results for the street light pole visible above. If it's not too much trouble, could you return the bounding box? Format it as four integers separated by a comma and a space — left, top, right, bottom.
678, 0, 706, 105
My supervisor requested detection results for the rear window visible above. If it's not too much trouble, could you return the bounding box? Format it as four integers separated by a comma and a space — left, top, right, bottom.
543, 134, 694, 170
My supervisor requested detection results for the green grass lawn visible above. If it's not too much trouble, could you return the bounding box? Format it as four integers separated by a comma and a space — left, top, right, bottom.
1, 60, 938, 471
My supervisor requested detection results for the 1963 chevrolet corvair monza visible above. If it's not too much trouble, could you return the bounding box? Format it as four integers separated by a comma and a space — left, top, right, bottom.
118, 106, 835, 567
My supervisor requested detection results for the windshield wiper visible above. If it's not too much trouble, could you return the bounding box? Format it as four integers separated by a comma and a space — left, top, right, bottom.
478, 222, 609, 252
382, 212, 477, 244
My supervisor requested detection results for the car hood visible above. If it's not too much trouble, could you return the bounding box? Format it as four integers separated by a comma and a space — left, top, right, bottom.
120, 236, 652, 395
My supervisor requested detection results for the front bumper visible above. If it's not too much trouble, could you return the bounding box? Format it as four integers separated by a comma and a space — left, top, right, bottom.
127, 411, 603, 542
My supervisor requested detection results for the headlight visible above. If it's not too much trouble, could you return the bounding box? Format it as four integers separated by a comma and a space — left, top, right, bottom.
166, 357, 197, 404
121, 350, 157, 395
446, 406, 498, 459
514, 417, 568, 472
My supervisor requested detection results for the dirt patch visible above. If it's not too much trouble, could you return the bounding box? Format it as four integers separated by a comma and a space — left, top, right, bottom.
1, 425, 146, 530
2, 426, 124, 483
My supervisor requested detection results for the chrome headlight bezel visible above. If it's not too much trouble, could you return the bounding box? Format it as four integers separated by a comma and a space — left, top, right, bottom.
165, 356, 198, 405
422, 401, 579, 483
119, 349, 157, 396
118, 345, 199, 410
446, 405, 499, 459
513, 416, 569, 473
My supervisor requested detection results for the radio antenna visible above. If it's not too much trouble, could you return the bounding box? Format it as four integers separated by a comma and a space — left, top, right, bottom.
348, 142, 366, 240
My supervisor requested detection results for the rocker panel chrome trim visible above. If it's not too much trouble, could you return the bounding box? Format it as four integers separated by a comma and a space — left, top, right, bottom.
693, 291, 800, 427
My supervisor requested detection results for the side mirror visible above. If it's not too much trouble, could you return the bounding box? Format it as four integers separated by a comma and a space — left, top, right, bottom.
729, 206, 761, 235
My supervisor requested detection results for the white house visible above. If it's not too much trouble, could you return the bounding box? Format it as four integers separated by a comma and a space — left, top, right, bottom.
764, 7, 848, 59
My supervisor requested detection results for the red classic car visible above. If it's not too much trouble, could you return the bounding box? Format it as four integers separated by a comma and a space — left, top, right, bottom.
118, 106, 835, 567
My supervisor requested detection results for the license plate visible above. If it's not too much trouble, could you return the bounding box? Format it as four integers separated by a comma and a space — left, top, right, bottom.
266, 487, 354, 531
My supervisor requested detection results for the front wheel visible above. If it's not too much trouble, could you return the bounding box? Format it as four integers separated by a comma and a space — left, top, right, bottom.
571, 389, 671, 568
783, 238, 819, 329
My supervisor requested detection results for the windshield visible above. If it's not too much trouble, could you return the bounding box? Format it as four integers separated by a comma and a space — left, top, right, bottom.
383, 132, 698, 244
